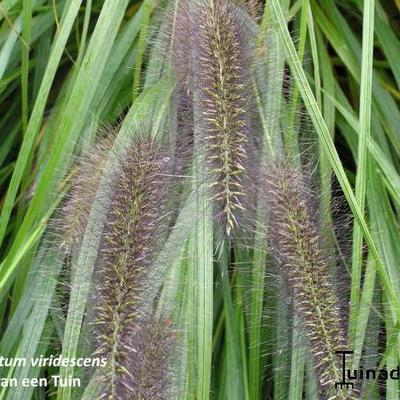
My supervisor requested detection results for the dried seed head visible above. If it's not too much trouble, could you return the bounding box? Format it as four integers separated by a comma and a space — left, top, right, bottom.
195, 0, 256, 236
265, 163, 356, 399
92, 138, 174, 399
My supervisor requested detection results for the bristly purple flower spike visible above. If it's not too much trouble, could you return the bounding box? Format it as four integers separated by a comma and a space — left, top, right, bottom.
91, 138, 176, 400
265, 162, 358, 400
193, 0, 256, 237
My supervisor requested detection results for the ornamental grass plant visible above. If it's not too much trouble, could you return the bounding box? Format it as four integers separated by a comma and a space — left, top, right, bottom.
0, 1, 399, 399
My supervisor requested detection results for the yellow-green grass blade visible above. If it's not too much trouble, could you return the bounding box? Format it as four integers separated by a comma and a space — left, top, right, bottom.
288, 320, 306, 400
285, 0, 309, 155
316, 28, 336, 231
349, 0, 375, 344
354, 0, 400, 88
132, 0, 152, 100
6, 247, 63, 400
311, 0, 400, 158
192, 119, 213, 400
0, 0, 143, 300
248, 2, 288, 397
218, 242, 243, 400
0, 0, 83, 248
20, 0, 32, 133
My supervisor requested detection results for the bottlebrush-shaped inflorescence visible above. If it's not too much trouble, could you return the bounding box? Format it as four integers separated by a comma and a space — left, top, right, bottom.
90, 138, 175, 399
265, 162, 356, 399
193, 0, 256, 236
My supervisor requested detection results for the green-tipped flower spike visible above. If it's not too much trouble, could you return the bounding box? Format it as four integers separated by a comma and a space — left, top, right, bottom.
91, 138, 174, 400
265, 162, 357, 400
194, 0, 255, 237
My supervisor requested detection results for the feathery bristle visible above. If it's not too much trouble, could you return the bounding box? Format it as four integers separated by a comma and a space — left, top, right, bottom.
232, 0, 263, 19
131, 318, 177, 400
59, 135, 115, 254
171, 2, 193, 95
195, 0, 252, 236
265, 163, 356, 399
92, 139, 172, 399
246, 0, 263, 19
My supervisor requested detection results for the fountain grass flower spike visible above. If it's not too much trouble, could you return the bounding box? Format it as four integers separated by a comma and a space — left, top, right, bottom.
265, 162, 358, 400
193, 0, 259, 237
88, 137, 177, 399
